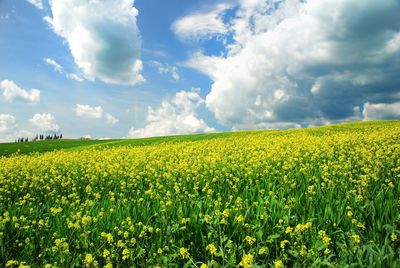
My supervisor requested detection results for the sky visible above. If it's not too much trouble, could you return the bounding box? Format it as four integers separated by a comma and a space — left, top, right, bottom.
0, 0, 399, 142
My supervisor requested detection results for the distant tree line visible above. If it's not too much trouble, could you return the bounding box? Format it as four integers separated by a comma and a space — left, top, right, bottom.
15, 133, 63, 143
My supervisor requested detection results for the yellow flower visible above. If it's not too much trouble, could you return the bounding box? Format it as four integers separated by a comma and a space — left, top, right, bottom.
300, 245, 307, 256
222, 209, 230, 218
239, 253, 253, 268
391, 232, 397, 242
106, 233, 113, 243
352, 234, 361, 244
280, 240, 289, 249
200, 264, 208, 268
180, 247, 190, 259
85, 254, 93, 264
245, 236, 256, 246
258, 247, 267, 255
236, 214, 245, 223
103, 249, 110, 258
275, 260, 283, 268
103, 263, 112, 268
206, 244, 217, 256
204, 215, 212, 224
6, 260, 19, 267
347, 211, 353, 217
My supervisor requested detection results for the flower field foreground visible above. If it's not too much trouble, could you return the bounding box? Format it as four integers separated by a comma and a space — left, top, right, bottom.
1, 121, 400, 267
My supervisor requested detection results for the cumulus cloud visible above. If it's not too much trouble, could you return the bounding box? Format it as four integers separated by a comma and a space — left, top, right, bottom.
0, 80, 40, 103
0, 114, 61, 142
104, 113, 119, 125
29, 113, 60, 133
172, 3, 232, 41
180, 0, 400, 129
0, 114, 17, 134
75, 104, 119, 125
128, 89, 215, 138
44, 58, 85, 81
46, 0, 144, 85
151, 61, 180, 81
76, 104, 103, 118
363, 102, 400, 120
26, 0, 44, 10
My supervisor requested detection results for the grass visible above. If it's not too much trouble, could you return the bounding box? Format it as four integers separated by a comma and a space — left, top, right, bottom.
0, 132, 233, 157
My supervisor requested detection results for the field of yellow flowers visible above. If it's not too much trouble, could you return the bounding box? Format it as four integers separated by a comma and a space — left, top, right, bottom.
1, 121, 399, 267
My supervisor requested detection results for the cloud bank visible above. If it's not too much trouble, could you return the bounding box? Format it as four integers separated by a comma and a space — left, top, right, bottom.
0, 113, 61, 142
46, 0, 144, 85
175, 0, 400, 129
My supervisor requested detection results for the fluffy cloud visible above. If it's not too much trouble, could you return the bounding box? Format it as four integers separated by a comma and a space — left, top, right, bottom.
46, 0, 144, 85
128, 89, 215, 138
0, 114, 61, 142
26, 0, 44, 10
44, 58, 85, 82
151, 61, 180, 81
180, 0, 400, 129
76, 104, 119, 125
104, 113, 119, 125
0, 115, 36, 142
172, 3, 232, 41
76, 104, 103, 118
0, 114, 16, 134
29, 113, 60, 133
363, 102, 400, 120
0, 80, 40, 103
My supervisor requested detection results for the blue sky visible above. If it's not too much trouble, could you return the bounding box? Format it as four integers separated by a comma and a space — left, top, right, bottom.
0, 0, 399, 142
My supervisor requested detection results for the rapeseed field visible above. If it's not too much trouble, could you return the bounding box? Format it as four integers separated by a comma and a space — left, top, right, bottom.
0, 121, 399, 267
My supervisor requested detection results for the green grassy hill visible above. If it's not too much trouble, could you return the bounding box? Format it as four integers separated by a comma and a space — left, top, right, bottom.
0, 120, 398, 157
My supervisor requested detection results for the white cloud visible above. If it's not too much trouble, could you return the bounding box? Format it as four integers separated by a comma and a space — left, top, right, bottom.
66, 73, 84, 82
76, 104, 119, 125
76, 104, 103, 118
128, 89, 215, 138
29, 113, 60, 133
44, 57, 85, 82
44, 58, 63, 73
104, 113, 119, 125
151, 61, 180, 81
183, 0, 400, 129
172, 3, 232, 41
26, 0, 43, 10
0, 114, 16, 134
363, 102, 400, 120
0, 115, 36, 143
46, 0, 144, 85
0, 80, 40, 103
